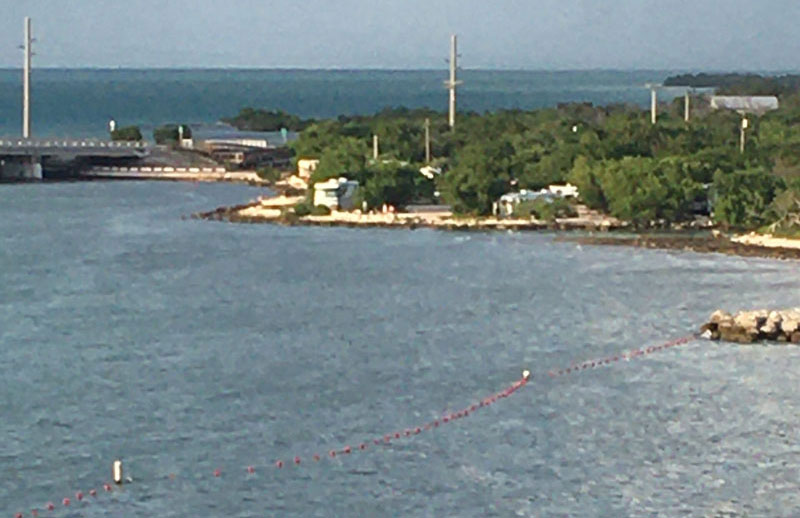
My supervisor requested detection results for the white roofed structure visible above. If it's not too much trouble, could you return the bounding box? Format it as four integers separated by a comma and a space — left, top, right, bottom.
710, 96, 779, 115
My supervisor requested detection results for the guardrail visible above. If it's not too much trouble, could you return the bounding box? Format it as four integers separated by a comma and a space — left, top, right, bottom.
89, 166, 227, 174
0, 139, 148, 149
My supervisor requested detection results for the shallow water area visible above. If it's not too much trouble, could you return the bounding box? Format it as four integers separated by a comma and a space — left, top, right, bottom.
2, 182, 800, 517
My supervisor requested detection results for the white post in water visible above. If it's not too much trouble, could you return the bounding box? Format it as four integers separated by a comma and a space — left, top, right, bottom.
446, 35, 462, 129
113, 459, 123, 485
22, 17, 32, 138
372, 134, 379, 160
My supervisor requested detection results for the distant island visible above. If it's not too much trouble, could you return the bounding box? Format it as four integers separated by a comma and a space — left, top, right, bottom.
664, 73, 800, 97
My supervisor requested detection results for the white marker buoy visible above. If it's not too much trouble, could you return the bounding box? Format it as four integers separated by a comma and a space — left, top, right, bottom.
113, 460, 123, 485
522, 370, 531, 380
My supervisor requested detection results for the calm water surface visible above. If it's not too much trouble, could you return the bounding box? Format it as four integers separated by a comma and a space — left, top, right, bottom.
2, 182, 800, 517
0, 69, 683, 138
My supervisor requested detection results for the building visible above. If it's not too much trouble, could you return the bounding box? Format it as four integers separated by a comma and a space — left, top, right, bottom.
297, 159, 320, 180
495, 183, 580, 217
199, 139, 291, 169
710, 96, 779, 115
547, 183, 579, 198
313, 178, 360, 210
419, 165, 442, 180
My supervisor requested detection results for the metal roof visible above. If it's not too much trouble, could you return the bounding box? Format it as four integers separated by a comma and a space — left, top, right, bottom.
710, 96, 779, 114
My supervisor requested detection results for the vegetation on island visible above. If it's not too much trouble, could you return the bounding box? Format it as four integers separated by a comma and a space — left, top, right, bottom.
222, 108, 311, 132
664, 73, 800, 97
153, 124, 192, 145
110, 126, 143, 142
228, 74, 800, 233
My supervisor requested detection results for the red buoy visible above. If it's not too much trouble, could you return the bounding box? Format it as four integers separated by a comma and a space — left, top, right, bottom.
89, 489, 97, 497
213, 469, 221, 477
275, 460, 284, 468
46, 504, 54, 511
329, 450, 336, 458
313, 454, 321, 461
294, 456, 301, 465
247, 466, 255, 474
359, 443, 367, 450
103, 484, 112, 492
62, 498, 70, 507
343, 446, 352, 454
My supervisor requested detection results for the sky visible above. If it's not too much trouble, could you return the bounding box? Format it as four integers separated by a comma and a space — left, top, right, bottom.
1, 0, 799, 70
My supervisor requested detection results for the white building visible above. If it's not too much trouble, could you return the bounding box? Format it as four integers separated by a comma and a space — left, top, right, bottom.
419, 165, 442, 180
547, 183, 579, 198
297, 158, 320, 180
710, 96, 779, 115
313, 177, 360, 210
495, 183, 580, 217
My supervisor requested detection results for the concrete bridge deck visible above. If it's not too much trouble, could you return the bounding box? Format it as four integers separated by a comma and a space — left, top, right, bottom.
0, 139, 149, 158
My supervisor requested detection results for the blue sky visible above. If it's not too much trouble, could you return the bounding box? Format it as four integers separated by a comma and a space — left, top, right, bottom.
1, 0, 798, 70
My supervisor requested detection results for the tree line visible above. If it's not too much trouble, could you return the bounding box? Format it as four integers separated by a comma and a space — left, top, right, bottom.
278, 94, 800, 233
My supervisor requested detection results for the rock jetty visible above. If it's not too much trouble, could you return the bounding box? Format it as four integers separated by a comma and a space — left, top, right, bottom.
701, 308, 800, 344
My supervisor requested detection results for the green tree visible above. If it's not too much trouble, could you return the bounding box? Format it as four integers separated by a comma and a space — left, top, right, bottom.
712, 168, 784, 228
153, 124, 192, 145
357, 161, 418, 209
311, 138, 368, 183
110, 126, 143, 142
568, 156, 606, 210
439, 140, 516, 214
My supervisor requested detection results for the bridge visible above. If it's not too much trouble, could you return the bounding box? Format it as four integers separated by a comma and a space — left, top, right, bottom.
0, 139, 150, 180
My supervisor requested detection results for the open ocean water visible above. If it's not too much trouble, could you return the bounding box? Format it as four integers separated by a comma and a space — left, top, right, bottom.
2, 181, 800, 516
0, 69, 685, 138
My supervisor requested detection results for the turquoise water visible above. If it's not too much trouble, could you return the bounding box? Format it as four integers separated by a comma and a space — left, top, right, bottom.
0, 69, 681, 138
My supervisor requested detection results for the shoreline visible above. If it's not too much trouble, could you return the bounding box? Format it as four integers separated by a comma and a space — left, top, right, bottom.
557, 234, 800, 261
192, 198, 627, 232
191, 197, 800, 260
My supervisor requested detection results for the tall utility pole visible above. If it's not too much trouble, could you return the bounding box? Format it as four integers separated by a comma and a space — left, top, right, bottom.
445, 35, 462, 129
684, 90, 691, 123
646, 83, 660, 125
22, 17, 32, 138
424, 118, 431, 163
740, 114, 748, 154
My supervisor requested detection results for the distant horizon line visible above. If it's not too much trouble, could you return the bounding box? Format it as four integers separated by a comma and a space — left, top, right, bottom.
0, 66, 799, 74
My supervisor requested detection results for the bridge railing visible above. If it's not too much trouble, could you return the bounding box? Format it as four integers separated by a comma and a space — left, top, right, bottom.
0, 139, 149, 149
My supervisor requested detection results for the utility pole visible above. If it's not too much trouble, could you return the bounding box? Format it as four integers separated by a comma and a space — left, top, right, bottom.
740, 113, 748, 154
684, 90, 691, 123
22, 17, 32, 138
424, 118, 431, 163
445, 35, 462, 129
646, 83, 660, 125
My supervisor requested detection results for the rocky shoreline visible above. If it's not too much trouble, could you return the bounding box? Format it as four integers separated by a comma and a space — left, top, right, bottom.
557, 234, 800, 261
190, 197, 800, 260
191, 199, 625, 232
701, 309, 800, 344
